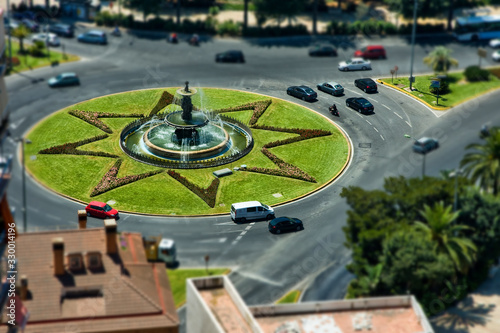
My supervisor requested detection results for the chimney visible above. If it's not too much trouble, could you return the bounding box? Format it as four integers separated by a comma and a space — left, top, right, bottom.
104, 219, 117, 254
52, 237, 65, 275
20, 275, 28, 300
78, 210, 87, 229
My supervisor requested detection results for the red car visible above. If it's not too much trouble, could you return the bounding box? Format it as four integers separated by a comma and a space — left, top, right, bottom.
354, 45, 386, 59
85, 201, 119, 219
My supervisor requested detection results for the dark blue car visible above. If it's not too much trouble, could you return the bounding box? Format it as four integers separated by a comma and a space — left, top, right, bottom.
287, 86, 317, 101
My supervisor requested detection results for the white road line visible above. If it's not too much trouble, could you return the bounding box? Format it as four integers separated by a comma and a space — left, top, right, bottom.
231, 241, 238, 245
46, 214, 62, 221
382, 104, 391, 110
370, 99, 379, 103
380, 134, 385, 141
236, 235, 242, 241
373, 127, 379, 132
245, 226, 252, 231
393, 112, 403, 119
357, 113, 363, 118
10, 117, 26, 130
405, 121, 412, 127
365, 120, 372, 125
214, 222, 234, 226
250, 222, 255, 225
240, 231, 247, 236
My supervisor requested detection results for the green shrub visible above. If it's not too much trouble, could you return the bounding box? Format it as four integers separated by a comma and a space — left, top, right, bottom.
464, 65, 490, 82
217, 20, 240, 36
429, 79, 450, 95
28, 41, 45, 57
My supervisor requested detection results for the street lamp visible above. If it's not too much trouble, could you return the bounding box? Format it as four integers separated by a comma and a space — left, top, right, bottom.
17, 138, 32, 233
409, 0, 418, 91
449, 168, 463, 212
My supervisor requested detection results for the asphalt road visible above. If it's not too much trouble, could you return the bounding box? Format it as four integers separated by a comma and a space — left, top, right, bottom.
6, 26, 500, 313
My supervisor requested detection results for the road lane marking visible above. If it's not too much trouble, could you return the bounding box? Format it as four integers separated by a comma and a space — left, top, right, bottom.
393, 112, 403, 119
380, 134, 385, 140
382, 104, 391, 110
405, 121, 412, 127
370, 99, 379, 103
245, 226, 252, 231
46, 214, 62, 221
236, 235, 242, 241
250, 222, 255, 225
10, 117, 26, 130
240, 231, 247, 235
365, 120, 372, 125
373, 127, 379, 132
356, 113, 363, 118
214, 222, 234, 225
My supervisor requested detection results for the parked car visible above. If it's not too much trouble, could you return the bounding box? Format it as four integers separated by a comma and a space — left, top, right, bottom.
338, 58, 372, 71
412, 137, 439, 154
354, 78, 378, 93
49, 23, 74, 37
493, 50, 500, 61
78, 30, 107, 44
346, 97, 374, 114
231, 201, 275, 223
13, 11, 37, 21
47, 72, 80, 87
309, 45, 337, 57
85, 201, 119, 219
21, 19, 39, 32
490, 39, 500, 48
354, 45, 386, 59
32, 33, 60, 47
287, 85, 318, 101
268, 217, 304, 234
215, 50, 245, 63
317, 82, 344, 96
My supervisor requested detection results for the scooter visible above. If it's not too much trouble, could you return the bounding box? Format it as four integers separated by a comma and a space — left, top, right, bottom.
329, 104, 339, 117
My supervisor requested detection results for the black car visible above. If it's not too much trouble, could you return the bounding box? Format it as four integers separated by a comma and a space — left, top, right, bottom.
215, 50, 245, 63
268, 217, 303, 234
412, 137, 439, 154
354, 78, 378, 93
49, 23, 74, 38
346, 97, 374, 114
309, 45, 337, 57
287, 85, 317, 101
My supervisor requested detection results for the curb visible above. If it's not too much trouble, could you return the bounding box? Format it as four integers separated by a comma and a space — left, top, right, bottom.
376, 79, 448, 111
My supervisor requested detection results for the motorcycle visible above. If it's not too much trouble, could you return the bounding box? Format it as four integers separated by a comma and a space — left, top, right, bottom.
189, 34, 200, 46
111, 27, 121, 37
329, 104, 339, 117
168, 33, 178, 44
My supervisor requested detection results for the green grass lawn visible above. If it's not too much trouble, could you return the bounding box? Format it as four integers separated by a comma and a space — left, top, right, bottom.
167, 268, 230, 307
25, 88, 350, 215
380, 72, 500, 108
6, 39, 79, 74
276, 290, 301, 304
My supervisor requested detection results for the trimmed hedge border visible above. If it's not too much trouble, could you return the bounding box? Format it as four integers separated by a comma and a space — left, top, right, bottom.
167, 170, 220, 207
69, 110, 144, 133
149, 91, 175, 116
253, 125, 332, 148
214, 100, 272, 125
38, 134, 118, 158
90, 159, 163, 197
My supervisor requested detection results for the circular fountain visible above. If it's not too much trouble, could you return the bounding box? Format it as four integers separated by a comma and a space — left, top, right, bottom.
120, 82, 254, 169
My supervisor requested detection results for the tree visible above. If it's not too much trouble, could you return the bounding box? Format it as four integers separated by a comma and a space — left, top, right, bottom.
423, 46, 458, 74
254, 0, 307, 26
413, 202, 477, 274
124, 0, 160, 21
12, 25, 31, 54
461, 127, 500, 196
243, 0, 250, 30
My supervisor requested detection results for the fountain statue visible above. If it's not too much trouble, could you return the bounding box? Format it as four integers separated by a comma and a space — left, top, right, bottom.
120, 83, 254, 168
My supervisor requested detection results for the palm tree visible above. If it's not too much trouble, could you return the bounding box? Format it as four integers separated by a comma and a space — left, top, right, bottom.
357, 263, 384, 296
423, 46, 459, 74
461, 127, 500, 196
414, 202, 477, 274
12, 25, 31, 55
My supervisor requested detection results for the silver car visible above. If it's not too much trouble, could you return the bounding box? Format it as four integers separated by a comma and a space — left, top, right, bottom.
338, 58, 372, 71
317, 82, 344, 96
32, 33, 61, 47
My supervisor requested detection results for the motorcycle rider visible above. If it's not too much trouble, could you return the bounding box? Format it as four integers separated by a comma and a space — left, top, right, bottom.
329, 103, 338, 116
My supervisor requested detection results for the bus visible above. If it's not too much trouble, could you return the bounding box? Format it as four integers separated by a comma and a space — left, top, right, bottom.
454, 15, 500, 41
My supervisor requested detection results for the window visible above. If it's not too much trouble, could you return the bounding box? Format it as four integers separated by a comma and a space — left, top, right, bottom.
247, 207, 256, 212
86, 252, 102, 269
68, 253, 84, 271
258, 207, 264, 211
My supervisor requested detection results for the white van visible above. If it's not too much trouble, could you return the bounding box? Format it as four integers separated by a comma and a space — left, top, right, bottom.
230, 201, 275, 223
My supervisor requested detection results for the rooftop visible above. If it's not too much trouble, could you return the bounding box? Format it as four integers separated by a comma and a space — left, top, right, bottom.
1, 225, 179, 332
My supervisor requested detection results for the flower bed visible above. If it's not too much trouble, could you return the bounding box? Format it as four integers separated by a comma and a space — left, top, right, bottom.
38, 134, 118, 158
215, 100, 272, 125
91, 159, 163, 197
69, 110, 144, 133
167, 170, 220, 207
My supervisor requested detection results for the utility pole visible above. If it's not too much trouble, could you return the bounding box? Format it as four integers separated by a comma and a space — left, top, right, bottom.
409, 0, 418, 91
312, 0, 318, 36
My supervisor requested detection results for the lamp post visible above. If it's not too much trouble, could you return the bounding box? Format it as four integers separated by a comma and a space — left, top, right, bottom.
449, 168, 463, 212
17, 138, 32, 232
409, 0, 418, 91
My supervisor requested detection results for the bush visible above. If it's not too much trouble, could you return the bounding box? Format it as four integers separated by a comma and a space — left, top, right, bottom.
429, 79, 450, 95
217, 20, 240, 36
28, 41, 45, 57
464, 65, 490, 82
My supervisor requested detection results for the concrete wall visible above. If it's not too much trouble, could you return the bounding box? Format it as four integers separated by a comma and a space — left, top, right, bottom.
186, 277, 225, 333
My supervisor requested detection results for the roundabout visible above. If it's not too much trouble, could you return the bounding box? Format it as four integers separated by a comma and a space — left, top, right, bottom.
24, 85, 350, 215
